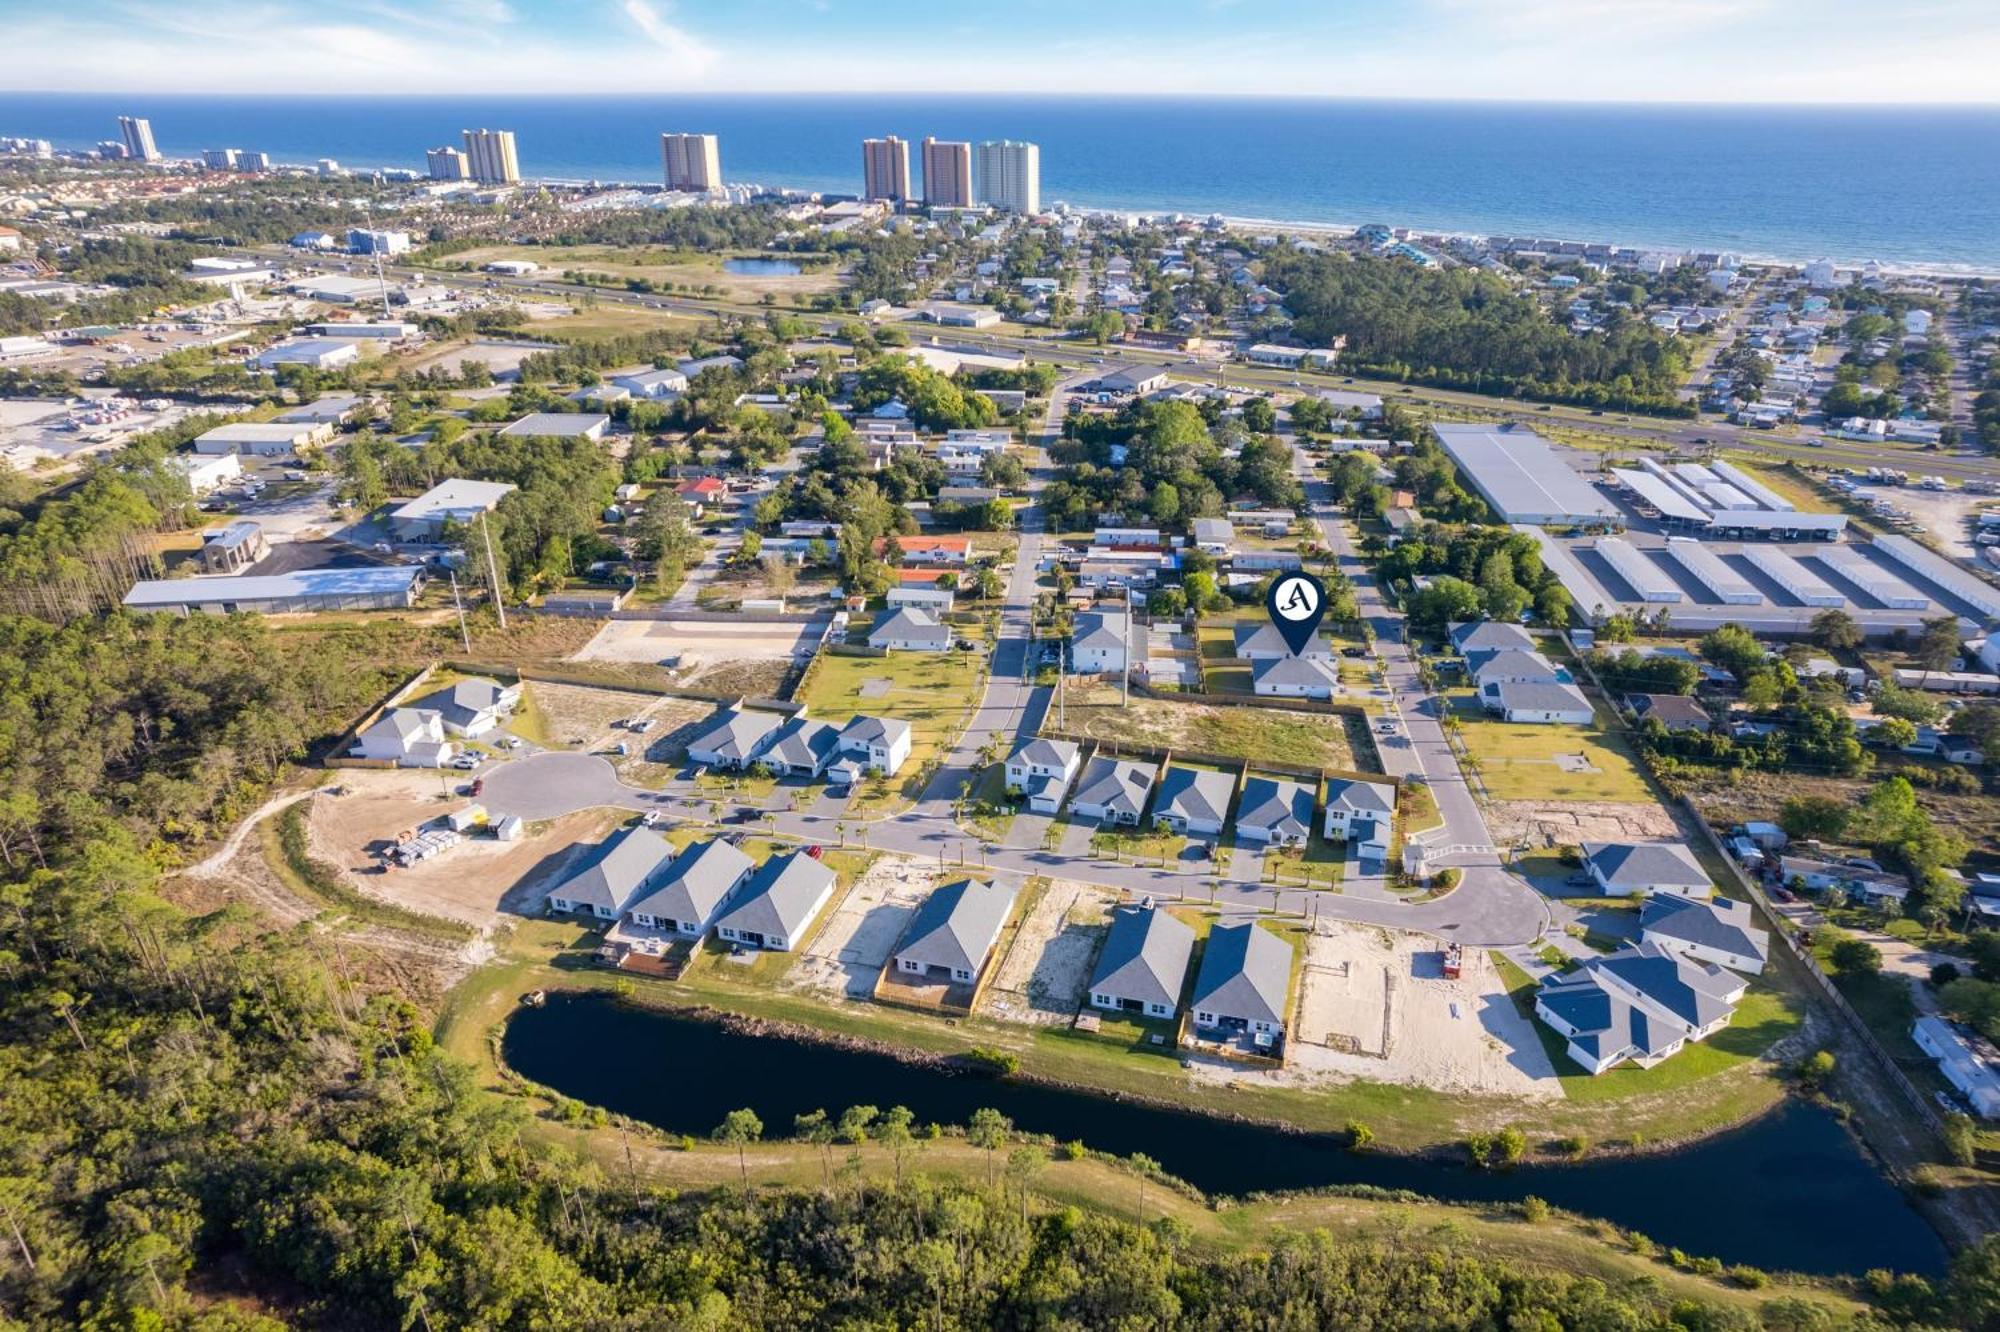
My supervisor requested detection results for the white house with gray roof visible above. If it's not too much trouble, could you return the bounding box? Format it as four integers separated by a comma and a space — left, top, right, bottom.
835, 714, 913, 778
1450, 619, 1537, 662
546, 826, 676, 920
410, 676, 520, 738
1535, 943, 1746, 1075
1234, 775, 1313, 846
1191, 921, 1291, 1038
350, 707, 453, 767
1640, 896, 1769, 975
686, 707, 790, 770
868, 606, 951, 652
713, 851, 837, 951
1584, 840, 1711, 899
625, 838, 755, 937
1088, 905, 1195, 1018
1071, 609, 1130, 674
1005, 737, 1082, 813
1251, 654, 1342, 700
1070, 755, 1156, 826
1233, 621, 1332, 661
1153, 765, 1234, 837
893, 877, 1018, 984
759, 716, 842, 777
1323, 777, 1396, 868
1485, 678, 1594, 724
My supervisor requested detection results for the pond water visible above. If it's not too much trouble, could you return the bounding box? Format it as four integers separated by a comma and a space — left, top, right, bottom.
503, 993, 1945, 1277
723, 257, 803, 276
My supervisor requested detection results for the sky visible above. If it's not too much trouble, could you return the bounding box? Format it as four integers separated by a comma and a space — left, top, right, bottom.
5, 0, 2000, 102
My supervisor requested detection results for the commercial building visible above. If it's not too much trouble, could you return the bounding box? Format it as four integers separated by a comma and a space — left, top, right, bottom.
251, 339, 362, 372
426, 146, 470, 180
199, 521, 268, 573
661, 132, 723, 193
123, 566, 423, 615
461, 128, 520, 185
388, 478, 516, 541
348, 228, 411, 256
119, 115, 159, 162
1431, 423, 1618, 527
496, 412, 608, 440
862, 136, 911, 203
975, 140, 1040, 214
1608, 458, 1845, 540
192, 422, 327, 456
920, 137, 972, 208
1872, 534, 2000, 619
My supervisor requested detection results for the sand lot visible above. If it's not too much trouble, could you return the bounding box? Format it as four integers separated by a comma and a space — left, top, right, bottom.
785, 855, 929, 1000
403, 338, 551, 380
573, 619, 819, 694
1280, 924, 1560, 1098
307, 769, 624, 925
531, 680, 707, 752
981, 881, 1119, 1027
1484, 799, 1681, 851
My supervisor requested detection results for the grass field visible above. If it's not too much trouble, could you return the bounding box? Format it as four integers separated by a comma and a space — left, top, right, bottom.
1449, 695, 1652, 803
1065, 686, 1366, 772
529, 304, 714, 340
455, 243, 844, 301
798, 644, 988, 780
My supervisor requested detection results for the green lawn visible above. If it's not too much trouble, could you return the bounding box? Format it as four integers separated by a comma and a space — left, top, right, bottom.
1063, 687, 1366, 773
1449, 695, 1652, 803
798, 642, 988, 781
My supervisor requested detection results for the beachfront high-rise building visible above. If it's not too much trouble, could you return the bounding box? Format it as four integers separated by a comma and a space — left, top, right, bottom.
461, 129, 520, 185
661, 132, 723, 194
118, 116, 160, 163
240, 151, 271, 172
202, 149, 240, 171
427, 146, 471, 181
861, 136, 911, 204
975, 140, 1040, 215
920, 137, 972, 208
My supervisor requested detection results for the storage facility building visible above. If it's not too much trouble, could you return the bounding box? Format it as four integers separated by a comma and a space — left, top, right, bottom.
1431, 423, 1619, 527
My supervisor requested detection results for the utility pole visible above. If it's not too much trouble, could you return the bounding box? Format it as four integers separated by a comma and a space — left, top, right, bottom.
371, 249, 393, 320
1121, 600, 1131, 707
448, 570, 471, 652
480, 514, 507, 629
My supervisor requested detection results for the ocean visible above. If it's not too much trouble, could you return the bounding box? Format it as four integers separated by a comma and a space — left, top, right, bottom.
3, 93, 1998, 270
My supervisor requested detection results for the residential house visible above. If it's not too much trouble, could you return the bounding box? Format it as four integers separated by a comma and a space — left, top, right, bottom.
546, 826, 676, 920
892, 877, 1019, 984
1535, 944, 1747, 1074
1450, 620, 1538, 659
868, 607, 951, 652
1583, 841, 1712, 899
713, 851, 838, 951
1004, 737, 1082, 814
879, 534, 974, 565
1071, 610, 1130, 674
1629, 693, 1711, 733
1640, 896, 1770, 975
350, 708, 453, 767
1323, 777, 1396, 868
1471, 649, 1566, 693
1485, 679, 1594, 724
410, 676, 521, 738
625, 838, 756, 936
1069, 755, 1156, 826
1190, 922, 1291, 1040
1252, 655, 1342, 700
835, 714, 914, 778
1913, 1017, 2000, 1118
887, 585, 955, 613
760, 716, 842, 777
685, 707, 790, 770
1233, 622, 1333, 661
1153, 765, 1234, 837
1778, 856, 1909, 906
1234, 775, 1313, 846
1088, 905, 1195, 1019
1192, 517, 1235, 556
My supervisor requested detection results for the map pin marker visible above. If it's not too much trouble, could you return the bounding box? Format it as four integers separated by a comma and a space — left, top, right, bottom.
1266, 571, 1328, 658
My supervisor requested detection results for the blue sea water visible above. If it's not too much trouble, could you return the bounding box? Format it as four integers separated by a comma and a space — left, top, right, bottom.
3, 93, 1997, 268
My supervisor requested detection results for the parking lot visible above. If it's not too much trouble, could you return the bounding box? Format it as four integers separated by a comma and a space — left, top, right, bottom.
574, 619, 821, 696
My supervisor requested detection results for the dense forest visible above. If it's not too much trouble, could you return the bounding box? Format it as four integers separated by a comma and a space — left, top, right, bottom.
1260, 250, 1696, 416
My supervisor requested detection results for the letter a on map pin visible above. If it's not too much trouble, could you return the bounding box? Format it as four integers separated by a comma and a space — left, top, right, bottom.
1265, 571, 1327, 657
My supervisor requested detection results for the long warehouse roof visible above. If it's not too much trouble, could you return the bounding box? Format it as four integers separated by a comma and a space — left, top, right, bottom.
1872, 534, 2000, 619
1612, 468, 1709, 523
1432, 423, 1618, 524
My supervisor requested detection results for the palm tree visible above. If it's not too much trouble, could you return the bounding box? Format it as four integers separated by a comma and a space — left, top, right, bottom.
1131, 1152, 1162, 1212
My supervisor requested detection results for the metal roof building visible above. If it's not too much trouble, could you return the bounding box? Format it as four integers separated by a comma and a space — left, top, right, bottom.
1594, 537, 1681, 603
1741, 547, 1843, 607
1431, 423, 1618, 526
1817, 547, 1929, 610
1664, 538, 1761, 605
123, 565, 422, 615
1872, 535, 2000, 619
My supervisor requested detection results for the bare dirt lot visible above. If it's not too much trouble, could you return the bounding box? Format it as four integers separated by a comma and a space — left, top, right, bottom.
403, 337, 552, 380
981, 881, 1120, 1027
1279, 924, 1560, 1098
306, 768, 624, 925
1484, 799, 1681, 851
785, 855, 928, 1001
572, 619, 817, 696
531, 681, 688, 749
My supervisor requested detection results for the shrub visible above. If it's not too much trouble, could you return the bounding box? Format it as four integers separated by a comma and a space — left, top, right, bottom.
1057, 1140, 1086, 1161
962, 1046, 1021, 1076
1830, 937, 1882, 977
1793, 1049, 1836, 1089
1551, 1135, 1589, 1158
1345, 1120, 1374, 1151
1942, 1112, 1978, 1167
1730, 1265, 1769, 1289
1518, 1195, 1550, 1224
1932, 961, 1963, 988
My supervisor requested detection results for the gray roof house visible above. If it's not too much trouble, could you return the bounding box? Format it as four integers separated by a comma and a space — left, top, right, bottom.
1471, 648, 1563, 690
1153, 764, 1235, 836
1640, 895, 1770, 975
1485, 678, 1594, 724
1234, 775, 1313, 845
1005, 736, 1082, 813
625, 838, 756, 936
351, 707, 453, 767
868, 606, 951, 651
1323, 777, 1396, 853
1070, 610, 1130, 673
1191, 922, 1291, 1036
1251, 654, 1342, 699
893, 877, 1019, 984
1584, 841, 1711, 899
713, 851, 838, 951
1535, 943, 1746, 1075
1450, 620, 1537, 657
760, 716, 842, 776
1070, 756, 1156, 826
1088, 905, 1196, 1018
1233, 621, 1332, 661
686, 707, 790, 769
410, 676, 520, 737
547, 826, 676, 920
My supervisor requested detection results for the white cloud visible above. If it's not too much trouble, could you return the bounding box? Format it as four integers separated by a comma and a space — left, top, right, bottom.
620, 0, 720, 78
